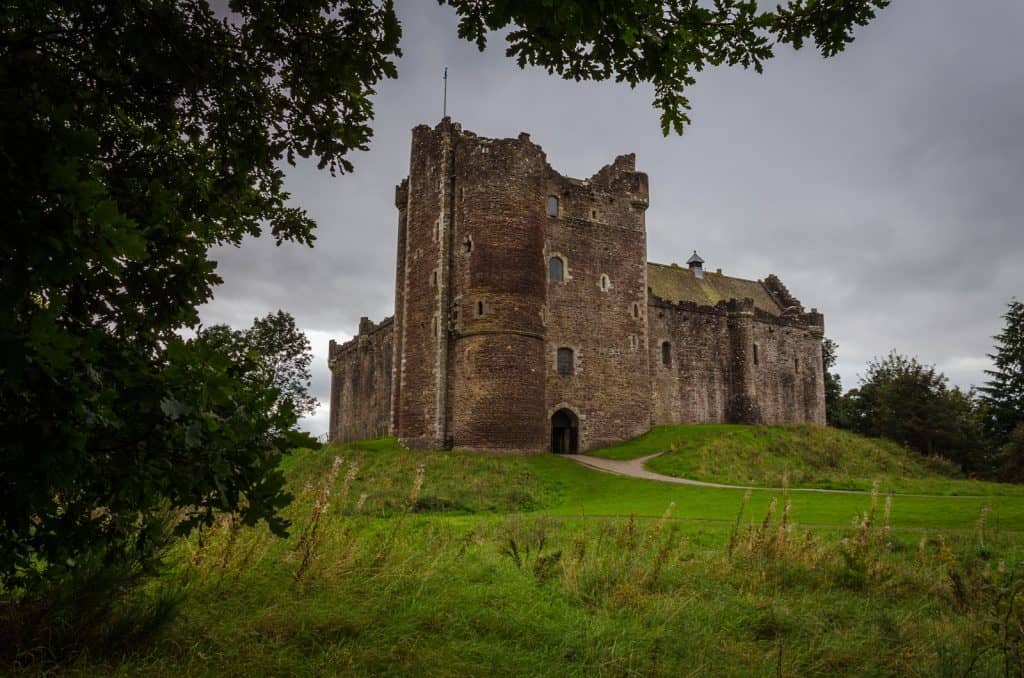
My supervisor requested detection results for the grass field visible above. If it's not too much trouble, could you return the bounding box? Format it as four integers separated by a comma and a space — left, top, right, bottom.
9, 430, 1024, 676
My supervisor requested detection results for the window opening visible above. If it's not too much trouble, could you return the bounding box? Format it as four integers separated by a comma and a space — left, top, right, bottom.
548, 257, 564, 282
661, 341, 671, 366
557, 347, 575, 375
546, 196, 559, 217
753, 344, 760, 366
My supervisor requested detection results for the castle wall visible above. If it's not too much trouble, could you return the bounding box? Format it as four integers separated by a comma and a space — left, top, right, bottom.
328, 318, 394, 443
751, 310, 826, 424
393, 124, 448, 449
648, 296, 825, 426
445, 130, 549, 452
648, 300, 733, 424
544, 155, 652, 450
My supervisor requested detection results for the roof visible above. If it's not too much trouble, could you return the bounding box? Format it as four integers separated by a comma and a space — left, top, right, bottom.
646, 262, 782, 315
686, 250, 704, 265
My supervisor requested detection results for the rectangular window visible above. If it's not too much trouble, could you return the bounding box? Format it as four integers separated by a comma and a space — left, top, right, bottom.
546, 196, 559, 217
557, 347, 574, 375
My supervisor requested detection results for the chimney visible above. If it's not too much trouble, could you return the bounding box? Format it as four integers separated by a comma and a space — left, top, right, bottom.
687, 250, 705, 279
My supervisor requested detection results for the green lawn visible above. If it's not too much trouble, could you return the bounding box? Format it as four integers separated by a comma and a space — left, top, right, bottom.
13, 434, 1024, 676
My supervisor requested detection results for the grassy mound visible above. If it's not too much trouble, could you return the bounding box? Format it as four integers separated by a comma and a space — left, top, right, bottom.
592, 424, 1022, 496
282, 438, 564, 515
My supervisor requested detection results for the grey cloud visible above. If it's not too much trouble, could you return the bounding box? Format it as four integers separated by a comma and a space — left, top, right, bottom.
199, 0, 1024, 434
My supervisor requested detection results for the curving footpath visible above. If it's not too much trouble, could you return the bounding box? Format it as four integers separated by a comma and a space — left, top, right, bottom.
569, 452, 980, 498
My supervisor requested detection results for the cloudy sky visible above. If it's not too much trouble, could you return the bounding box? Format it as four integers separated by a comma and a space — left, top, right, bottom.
200, 0, 1024, 437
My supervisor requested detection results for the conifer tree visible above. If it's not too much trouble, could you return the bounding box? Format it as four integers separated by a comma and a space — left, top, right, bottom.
979, 300, 1024, 479
979, 300, 1024, 441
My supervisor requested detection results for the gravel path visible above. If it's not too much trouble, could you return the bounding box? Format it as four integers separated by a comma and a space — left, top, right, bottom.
569, 453, 975, 498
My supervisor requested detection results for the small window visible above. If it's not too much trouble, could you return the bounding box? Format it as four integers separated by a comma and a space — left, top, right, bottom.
546, 196, 559, 217
794, 357, 799, 373
548, 257, 564, 282
477, 301, 485, 317
464, 237, 473, 253
557, 347, 574, 375
431, 270, 438, 286
632, 303, 640, 319
753, 343, 759, 366
661, 341, 671, 366
599, 274, 610, 291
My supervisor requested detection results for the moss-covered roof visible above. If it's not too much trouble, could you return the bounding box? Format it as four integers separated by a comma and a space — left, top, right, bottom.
646, 262, 782, 314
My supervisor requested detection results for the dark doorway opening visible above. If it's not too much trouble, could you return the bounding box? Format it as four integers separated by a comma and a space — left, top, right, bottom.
551, 408, 579, 454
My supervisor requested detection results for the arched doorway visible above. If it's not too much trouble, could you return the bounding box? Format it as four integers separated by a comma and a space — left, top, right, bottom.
550, 408, 579, 454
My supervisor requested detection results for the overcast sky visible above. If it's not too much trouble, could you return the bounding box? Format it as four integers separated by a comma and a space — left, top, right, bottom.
199, 0, 1024, 437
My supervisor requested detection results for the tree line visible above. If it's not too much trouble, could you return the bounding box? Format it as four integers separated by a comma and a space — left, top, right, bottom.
823, 300, 1024, 482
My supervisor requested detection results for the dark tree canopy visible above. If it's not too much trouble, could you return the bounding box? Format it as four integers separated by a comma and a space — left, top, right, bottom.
979, 300, 1024, 444
822, 337, 843, 425
978, 299, 1024, 481
199, 311, 319, 419
443, 0, 890, 133
838, 352, 985, 472
0, 0, 400, 587
0, 0, 889, 588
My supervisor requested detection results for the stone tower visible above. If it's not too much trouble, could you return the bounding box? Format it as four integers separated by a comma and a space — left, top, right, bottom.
390, 119, 652, 453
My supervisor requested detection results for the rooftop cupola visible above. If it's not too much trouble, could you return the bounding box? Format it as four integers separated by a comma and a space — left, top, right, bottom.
687, 250, 705, 279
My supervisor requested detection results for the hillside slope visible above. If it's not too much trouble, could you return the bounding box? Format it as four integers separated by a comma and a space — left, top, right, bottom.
592, 424, 1021, 495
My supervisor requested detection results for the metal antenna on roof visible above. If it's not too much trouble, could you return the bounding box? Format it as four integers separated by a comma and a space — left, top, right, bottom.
442, 66, 448, 118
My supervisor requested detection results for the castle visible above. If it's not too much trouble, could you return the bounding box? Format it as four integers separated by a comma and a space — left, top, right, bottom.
328, 119, 826, 454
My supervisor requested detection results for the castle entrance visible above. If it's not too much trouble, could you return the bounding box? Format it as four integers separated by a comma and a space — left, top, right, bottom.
550, 409, 579, 454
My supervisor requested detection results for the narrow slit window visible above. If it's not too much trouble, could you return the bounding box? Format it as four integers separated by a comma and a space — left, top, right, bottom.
548, 257, 564, 282
794, 357, 799, 373
633, 303, 640, 318
546, 196, 559, 217
557, 347, 574, 375
661, 341, 671, 366
753, 343, 760, 366
600, 274, 610, 291
477, 301, 485, 317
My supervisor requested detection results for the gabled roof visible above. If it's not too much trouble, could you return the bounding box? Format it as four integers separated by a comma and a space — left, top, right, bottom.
647, 262, 782, 315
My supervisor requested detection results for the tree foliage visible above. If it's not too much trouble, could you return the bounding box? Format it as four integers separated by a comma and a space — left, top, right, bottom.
978, 300, 1024, 445
443, 0, 890, 134
199, 311, 318, 419
837, 352, 985, 472
0, 0, 399, 588
977, 299, 1024, 481
822, 336, 843, 425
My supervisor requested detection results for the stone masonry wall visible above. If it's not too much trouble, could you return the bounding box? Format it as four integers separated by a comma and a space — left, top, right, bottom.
445, 129, 549, 452
648, 298, 733, 424
328, 317, 394, 443
648, 295, 825, 425
544, 154, 652, 450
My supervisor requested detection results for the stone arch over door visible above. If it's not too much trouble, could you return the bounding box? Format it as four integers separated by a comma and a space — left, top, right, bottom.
550, 407, 579, 454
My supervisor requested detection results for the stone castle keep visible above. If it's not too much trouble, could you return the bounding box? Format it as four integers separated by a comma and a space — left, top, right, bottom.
328, 119, 826, 453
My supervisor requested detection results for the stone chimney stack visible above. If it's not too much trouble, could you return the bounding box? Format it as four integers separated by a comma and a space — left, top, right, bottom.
687, 250, 705, 279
